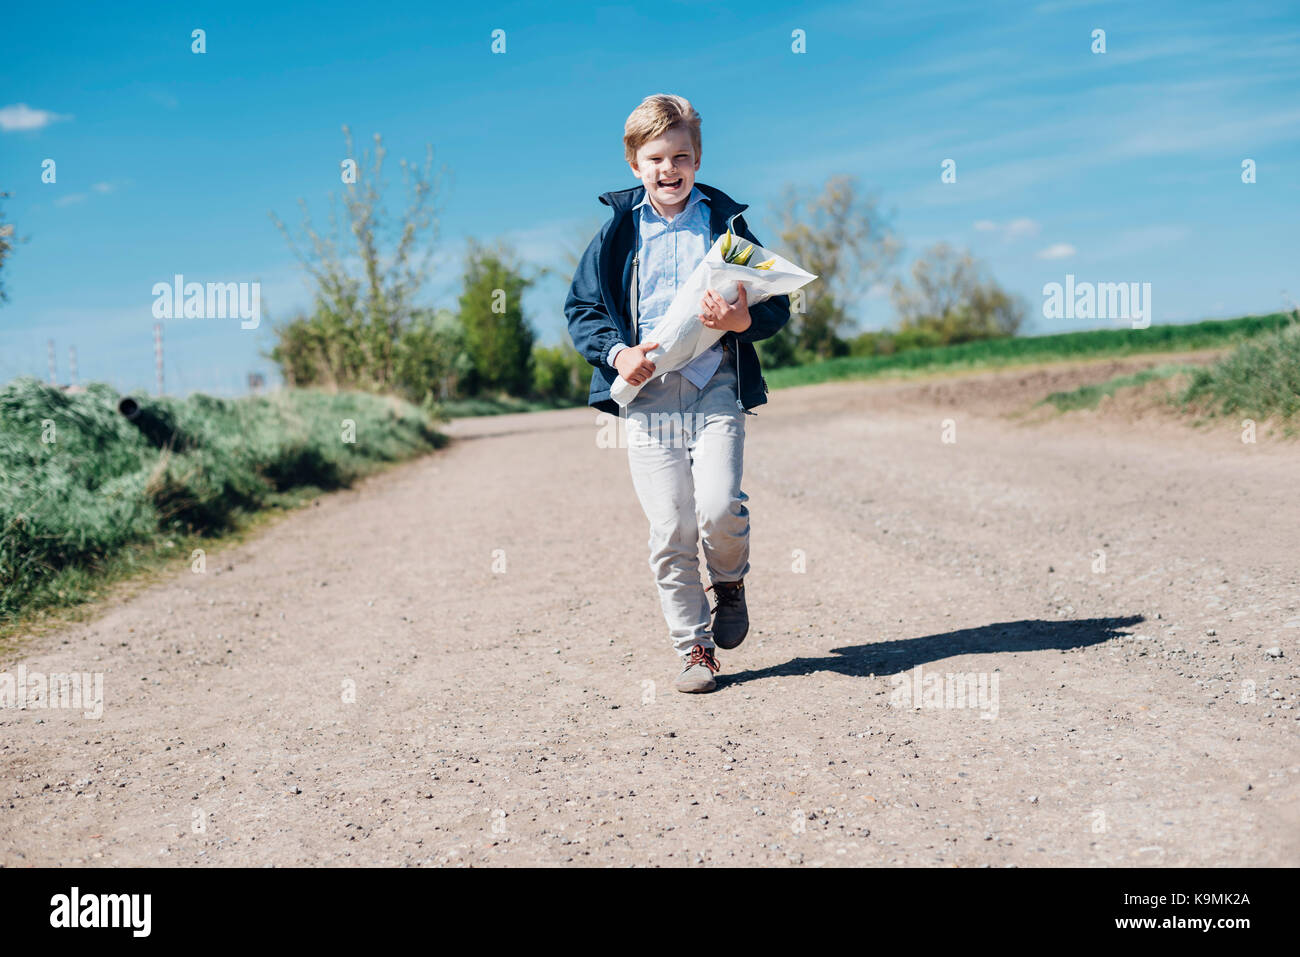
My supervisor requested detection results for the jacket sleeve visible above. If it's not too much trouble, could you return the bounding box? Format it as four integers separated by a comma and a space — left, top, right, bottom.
564, 223, 625, 370
731, 218, 792, 345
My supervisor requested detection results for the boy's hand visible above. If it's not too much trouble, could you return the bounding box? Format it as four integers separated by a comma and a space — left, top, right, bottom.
699, 284, 752, 334
615, 341, 660, 386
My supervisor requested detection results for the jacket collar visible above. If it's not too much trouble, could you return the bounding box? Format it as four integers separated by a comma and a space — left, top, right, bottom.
632, 184, 707, 219
598, 181, 749, 237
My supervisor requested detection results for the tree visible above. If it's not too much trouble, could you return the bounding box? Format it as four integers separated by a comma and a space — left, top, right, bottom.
457, 238, 536, 396
268, 127, 448, 390
756, 328, 801, 369
394, 308, 474, 404
531, 342, 589, 405
891, 243, 1025, 346
770, 175, 900, 359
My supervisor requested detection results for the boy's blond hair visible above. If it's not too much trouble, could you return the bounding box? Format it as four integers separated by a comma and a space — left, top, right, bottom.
624, 94, 702, 167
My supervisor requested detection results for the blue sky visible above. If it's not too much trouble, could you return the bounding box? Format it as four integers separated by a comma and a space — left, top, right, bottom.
2, 0, 1297, 396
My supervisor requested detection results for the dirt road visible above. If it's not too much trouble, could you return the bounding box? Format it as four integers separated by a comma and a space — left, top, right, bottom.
3, 360, 1298, 866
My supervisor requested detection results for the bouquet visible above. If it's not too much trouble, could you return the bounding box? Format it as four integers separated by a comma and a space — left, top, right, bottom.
609, 228, 817, 407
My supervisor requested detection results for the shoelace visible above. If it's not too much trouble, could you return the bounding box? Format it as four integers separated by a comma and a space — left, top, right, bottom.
706, 581, 744, 611
686, 644, 720, 674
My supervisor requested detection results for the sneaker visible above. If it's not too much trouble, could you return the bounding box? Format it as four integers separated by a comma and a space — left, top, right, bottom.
707, 579, 748, 650
675, 644, 720, 693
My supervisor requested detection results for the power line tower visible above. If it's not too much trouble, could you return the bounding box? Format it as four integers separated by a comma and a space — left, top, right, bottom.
68, 345, 78, 386
47, 338, 56, 385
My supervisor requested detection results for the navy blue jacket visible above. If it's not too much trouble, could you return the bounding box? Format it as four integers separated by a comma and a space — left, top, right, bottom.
564, 182, 791, 415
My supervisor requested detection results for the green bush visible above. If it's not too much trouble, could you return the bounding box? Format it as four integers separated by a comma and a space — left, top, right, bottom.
757, 328, 812, 369
531, 343, 589, 405
1180, 316, 1300, 422
0, 379, 443, 623
394, 308, 475, 404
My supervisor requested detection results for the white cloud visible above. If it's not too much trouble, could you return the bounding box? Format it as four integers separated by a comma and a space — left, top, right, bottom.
0, 103, 71, 132
1091, 225, 1189, 262
53, 184, 120, 208
972, 218, 1040, 241
1114, 107, 1300, 160
1036, 243, 1076, 260
1005, 217, 1040, 240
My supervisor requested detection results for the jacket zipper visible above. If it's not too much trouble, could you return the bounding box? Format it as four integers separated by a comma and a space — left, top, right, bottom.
723, 211, 757, 416
624, 251, 637, 425
629, 206, 756, 415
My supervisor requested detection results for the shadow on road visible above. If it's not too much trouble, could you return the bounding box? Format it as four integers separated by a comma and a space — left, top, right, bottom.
720, 615, 1145, 688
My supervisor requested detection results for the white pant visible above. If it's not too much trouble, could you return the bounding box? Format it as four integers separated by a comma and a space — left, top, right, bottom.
624, 355, 750, 656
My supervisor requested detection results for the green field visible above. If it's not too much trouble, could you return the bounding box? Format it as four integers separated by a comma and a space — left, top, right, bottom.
764, 313, 1294, 390
0, 380, 444, 635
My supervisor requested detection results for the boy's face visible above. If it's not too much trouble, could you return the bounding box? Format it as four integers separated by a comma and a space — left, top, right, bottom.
630, 126, 700, 218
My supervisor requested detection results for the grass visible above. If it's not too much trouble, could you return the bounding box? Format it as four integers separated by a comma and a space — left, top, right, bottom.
442, 314, 1291, 416
1035, 314, 1300, 428
433, 394, 577, 418
1179, 321, 1300, 425
764, 313, 1294, 390
1041, 363, 1192, 412
0, 380, 445, 642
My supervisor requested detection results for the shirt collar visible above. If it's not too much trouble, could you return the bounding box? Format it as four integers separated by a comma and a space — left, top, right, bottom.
634, 184, 707, 220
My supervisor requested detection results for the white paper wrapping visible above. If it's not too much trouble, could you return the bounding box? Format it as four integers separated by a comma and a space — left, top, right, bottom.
609, 235, 817, 407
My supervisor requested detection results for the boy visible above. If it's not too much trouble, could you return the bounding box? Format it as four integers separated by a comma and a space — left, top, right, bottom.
564, 94, 791, 694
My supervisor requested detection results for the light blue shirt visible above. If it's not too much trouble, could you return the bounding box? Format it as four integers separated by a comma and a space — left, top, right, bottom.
606, 185, 725, 389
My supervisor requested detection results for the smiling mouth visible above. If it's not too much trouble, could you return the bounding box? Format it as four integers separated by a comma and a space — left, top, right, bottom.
657, 178, 683, 190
